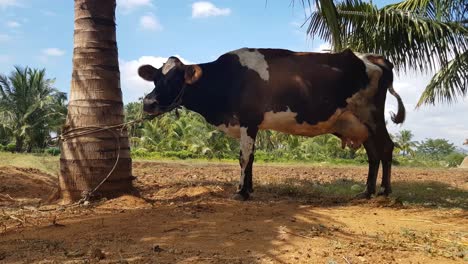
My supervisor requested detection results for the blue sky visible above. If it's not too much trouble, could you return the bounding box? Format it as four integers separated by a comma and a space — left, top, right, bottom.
0, 0, 467, 149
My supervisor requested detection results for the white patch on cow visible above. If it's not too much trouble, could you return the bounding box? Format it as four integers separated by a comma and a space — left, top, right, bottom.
161, 58, 178, 75
345, 52, 384, 127
230, 48, 269, 81
217, 124, 241, 139
259, 107, 334, 136
353, 52, 383, 90
239, 127, 255, 186
258, 107, 368, 147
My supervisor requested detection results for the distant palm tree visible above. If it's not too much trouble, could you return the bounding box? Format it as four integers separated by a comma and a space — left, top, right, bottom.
0, 66, 66, 152
303, 0, 467, 106
395, 130, 418, 156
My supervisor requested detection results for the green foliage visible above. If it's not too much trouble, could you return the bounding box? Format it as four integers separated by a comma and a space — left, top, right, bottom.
5, 143, 16, 152
124, 104, 465, 168
417, 138, 455, 158
395, 130, 418, 156
444, 152, 465, 167
124, 104, 364, 162
44, 147, 60, 156
0, 66, 67, 152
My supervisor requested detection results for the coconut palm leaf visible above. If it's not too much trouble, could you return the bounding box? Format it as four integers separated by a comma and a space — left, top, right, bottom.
301, 0, 467, 105
417, 50, 468, 105
0, 66, 67, 151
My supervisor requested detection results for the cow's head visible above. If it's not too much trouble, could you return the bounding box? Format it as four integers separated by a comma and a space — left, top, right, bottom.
138, 57, 202, 114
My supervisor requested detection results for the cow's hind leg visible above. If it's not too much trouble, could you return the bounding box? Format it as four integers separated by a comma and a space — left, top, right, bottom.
233, 126, 257, 201
357, 136, 380, 199
378, 128, 394, 196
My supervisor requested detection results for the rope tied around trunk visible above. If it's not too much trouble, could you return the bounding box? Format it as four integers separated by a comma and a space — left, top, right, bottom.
52, 114, 157, 205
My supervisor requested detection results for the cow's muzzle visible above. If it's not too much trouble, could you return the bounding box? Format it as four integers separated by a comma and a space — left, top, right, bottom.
143, 97, 161, 114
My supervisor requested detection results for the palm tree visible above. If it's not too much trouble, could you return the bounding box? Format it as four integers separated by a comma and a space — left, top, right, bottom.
303, 0, 467, 106
0, 67, 66, 152
59, 0, 133, 203
395, 130, 417, 156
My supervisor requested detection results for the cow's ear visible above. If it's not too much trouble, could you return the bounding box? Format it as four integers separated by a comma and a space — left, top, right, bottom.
138, 65, 161, 82
184, 65, 202, 85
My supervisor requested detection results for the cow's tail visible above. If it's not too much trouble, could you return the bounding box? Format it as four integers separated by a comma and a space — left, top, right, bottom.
388, 85, 405, 124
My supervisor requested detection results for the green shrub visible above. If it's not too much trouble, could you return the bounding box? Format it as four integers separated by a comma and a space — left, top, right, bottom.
45, 147, 61, 156
6, 143, 16, 152
0, 144, 4, 151
444, 152, 465, 167
131, 148, 153, 158
162, 150, 197, 159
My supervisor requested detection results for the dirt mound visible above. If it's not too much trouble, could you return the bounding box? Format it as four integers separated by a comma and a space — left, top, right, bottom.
151, 185, 224, 201
97, 195, 152, 210
0, 166, 57, 206
459, 156, 468, 168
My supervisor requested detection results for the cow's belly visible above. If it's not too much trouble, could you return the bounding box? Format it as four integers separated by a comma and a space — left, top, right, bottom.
216, 109, 369, 147
259, 109, 369, 145
259, 110, 333, 137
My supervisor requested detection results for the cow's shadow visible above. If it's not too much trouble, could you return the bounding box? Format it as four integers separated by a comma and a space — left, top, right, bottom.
145, 177, 468, 210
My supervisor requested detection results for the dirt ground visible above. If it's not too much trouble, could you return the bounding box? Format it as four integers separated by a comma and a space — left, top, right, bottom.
0, 161, 467, 264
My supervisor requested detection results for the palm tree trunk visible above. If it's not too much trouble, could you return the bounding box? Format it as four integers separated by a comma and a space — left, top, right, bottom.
59, 0, 134, 203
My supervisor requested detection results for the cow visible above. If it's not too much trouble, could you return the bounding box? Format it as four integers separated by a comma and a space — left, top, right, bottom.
138, 48, 406, 200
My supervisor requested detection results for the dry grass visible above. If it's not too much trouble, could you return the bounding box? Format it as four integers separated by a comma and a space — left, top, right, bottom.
0, 152, 59, 175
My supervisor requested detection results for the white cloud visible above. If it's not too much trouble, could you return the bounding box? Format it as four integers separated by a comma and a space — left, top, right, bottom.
0, 0, 20, 8
192, 1, 231, 18
42, 48, 65, 56
6, 20, 20, 28
0, 54, 10, 63
119, 55, 192, 103
0, 34, 11, 42
139, 13, 162, 31
313, 43, 331, 52
117, 0, 152, 12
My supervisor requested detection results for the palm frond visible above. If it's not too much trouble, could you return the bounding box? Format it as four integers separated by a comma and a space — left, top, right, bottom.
417, 51, 468, 106
305, 0, 468, 105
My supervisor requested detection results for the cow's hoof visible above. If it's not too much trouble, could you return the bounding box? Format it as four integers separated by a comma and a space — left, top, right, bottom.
232, 191, 250, 201
377, 189, 392, 197
355, 191, 372, 199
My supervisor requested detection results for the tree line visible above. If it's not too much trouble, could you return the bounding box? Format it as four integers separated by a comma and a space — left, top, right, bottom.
0, 67, 465, 167
125, 102, 465, 167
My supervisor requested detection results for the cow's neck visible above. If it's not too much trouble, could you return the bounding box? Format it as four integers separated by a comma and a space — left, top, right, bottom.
181, 62, 232, 125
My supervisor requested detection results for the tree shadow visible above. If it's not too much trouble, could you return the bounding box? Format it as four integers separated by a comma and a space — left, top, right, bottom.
0, 201, 367, 263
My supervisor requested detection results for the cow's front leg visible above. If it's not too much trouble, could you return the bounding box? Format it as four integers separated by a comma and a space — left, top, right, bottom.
233, 126, 258, 201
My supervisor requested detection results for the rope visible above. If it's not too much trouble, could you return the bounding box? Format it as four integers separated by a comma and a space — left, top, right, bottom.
51, 84, 186, 206
52, 114, 157, 205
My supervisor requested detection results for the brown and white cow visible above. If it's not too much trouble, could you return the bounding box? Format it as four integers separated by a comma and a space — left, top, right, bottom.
138, 48, 405, 200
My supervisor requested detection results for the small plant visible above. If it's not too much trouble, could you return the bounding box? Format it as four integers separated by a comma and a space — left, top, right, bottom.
444, 153, 465, 167
45, 147, 60, 156
5, 143, 15, 152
